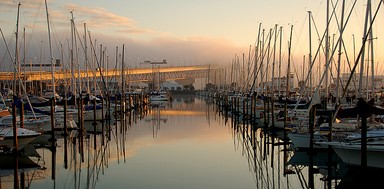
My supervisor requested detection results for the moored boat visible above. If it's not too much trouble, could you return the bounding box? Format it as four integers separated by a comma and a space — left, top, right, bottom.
149, 91, 170, 102
0, 125, 41, 151
316, 129, 384, 169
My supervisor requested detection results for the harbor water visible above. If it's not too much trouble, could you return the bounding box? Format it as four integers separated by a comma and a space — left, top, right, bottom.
0, 94, 382, 189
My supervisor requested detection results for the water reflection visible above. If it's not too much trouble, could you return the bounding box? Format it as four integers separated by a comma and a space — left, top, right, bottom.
2, 95, 384, 188
145, 101, 169, 138
0, 146, 45, 188
217, 95, 384, 189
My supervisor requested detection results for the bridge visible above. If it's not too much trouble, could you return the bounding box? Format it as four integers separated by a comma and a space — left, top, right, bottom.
0, 64, 222, 92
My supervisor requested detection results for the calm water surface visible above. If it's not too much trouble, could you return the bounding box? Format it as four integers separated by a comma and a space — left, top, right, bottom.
1, 95, 371, 189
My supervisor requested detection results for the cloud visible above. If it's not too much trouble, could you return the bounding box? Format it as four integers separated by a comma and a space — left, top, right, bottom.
0, 1, 245, 72
84, 33, 241, 67
64, 3, 152, 35
0, 0, 54, 14
0, 1, 153, 35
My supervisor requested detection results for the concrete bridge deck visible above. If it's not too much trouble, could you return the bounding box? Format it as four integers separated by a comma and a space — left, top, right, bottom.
0, 65, 218, 83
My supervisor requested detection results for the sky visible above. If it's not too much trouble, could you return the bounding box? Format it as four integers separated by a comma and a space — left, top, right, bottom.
1, 0, 384, 77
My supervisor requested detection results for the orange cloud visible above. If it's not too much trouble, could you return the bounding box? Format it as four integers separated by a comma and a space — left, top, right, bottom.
64, 3, 152, 35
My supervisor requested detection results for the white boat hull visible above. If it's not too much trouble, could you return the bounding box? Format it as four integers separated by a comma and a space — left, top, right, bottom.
326, 142, 384, 169
83, 109, 104, 121
288, 133, 328, 150
149, 95, 169, 102
0, 127, 40, 150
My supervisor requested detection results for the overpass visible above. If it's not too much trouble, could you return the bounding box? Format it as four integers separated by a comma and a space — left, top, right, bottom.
0, 64, 222, 92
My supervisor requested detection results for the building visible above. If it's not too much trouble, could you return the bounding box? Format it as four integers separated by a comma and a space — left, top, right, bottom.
160, 80, 183, 91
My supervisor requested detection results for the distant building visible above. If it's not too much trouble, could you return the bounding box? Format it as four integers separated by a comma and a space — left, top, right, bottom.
160, 80, 183, 91
261, 73, 295, 92
339, 73, 384, 92
129, 82, 148, 89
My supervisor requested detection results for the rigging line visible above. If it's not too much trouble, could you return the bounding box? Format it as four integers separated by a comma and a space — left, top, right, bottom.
331, 0, 359, 91
44, 0, 56, 98
351, 0, 364, 30
243, 133, 257, 178
332, 0, 383, 123
0, 28, 15, 65
87, 32, 108, 97
291, 12, 309, 55
264, 28, 273, 94
253, 28, 273, 94
106, 53, 120, 90
249, 25, 273, 93
72, 21, 88, 64
0, 28, 14, 105
290, 58, 302, 91
293, 0, 356, 112
339, 35, 357, 91
238, 128, 256, 180
250, 23, 262, 92
21, 0, 43, 58
330, 0, 341, 28
63, 38, 72, 71
70, 30, 104, 89
49, 12, 66, 61
294, 165, 309, 189
245, 45, 252, 91
1, 28, 37, 117
0, 30, 16, 70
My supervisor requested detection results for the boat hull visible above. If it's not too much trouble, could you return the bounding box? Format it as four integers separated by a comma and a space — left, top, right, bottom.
331, 142, 384, 169
288, 133, 328, 150
0, 127, 40, 151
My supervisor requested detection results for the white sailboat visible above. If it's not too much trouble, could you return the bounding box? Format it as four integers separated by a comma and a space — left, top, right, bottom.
0, 125, 40, 151
1, 2, 41, 152
317, 129, 384, 169
149, 90, 170, 102
147, 60, 170, 103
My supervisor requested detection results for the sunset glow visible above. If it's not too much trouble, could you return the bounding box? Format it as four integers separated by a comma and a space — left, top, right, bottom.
1, 0, 384, 75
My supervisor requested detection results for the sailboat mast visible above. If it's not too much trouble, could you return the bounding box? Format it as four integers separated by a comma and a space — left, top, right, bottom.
308, 11, 313, 98
45, 0, 55, 98
115, 46, 118, 93
369, 1, 375, 100
14, 2, 21, 96
252, 23, 262, 93
12, 1, 21, 155
278, 26, 282, 96
336, 0, 346, 104
358, 0, 371, 98
104, 47, 108, 92
84, 23, 90, 93
247, 46, 251, 92
207, 64, 210, 90
231, 57, 234, 91
40, 40, 43, 96
70, 12, 76, 96
260, 29, 265, 94
23, 28, 26, 94
242, 53, 245, 92
286, 25, 293, 97
121, 44, 125, 93
325, 0, 330, 106
271, 24, 277, 97
265, 29, 272, 95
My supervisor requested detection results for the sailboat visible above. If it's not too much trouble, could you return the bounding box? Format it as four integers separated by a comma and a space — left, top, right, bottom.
149, 90, 170, 102
317, 127, 384, 169
148, 60, 171, 103
290, 1, 384, 159
0, 2, 41, 152
0, 125, 40, 151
